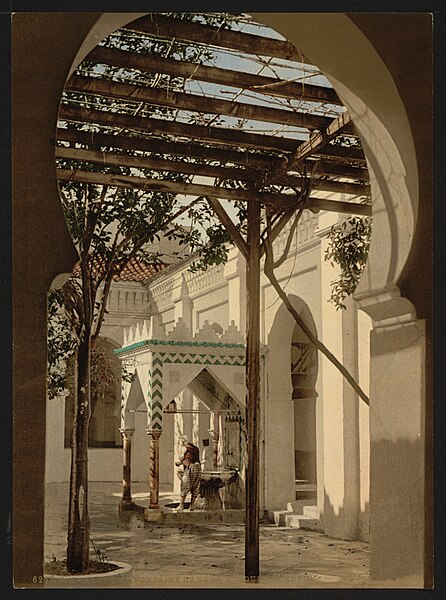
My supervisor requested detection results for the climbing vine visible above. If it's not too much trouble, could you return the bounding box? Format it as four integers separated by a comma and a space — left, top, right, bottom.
324, 215, 372, 310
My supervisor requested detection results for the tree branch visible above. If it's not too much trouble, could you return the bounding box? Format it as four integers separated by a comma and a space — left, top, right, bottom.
205, 196, 249, 260
81, 185, 108, 261
90, 186, 119, 269
93, 229, 120, 291
92, 269, 115, 342
120, 196, 204, 266
272, 208, 304, 269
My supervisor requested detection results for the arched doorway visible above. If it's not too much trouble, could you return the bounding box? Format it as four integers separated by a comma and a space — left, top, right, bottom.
291, 322, 318, 492
266, 296, 319, 511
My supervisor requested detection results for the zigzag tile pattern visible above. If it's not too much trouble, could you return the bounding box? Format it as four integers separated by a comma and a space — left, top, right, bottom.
149, 354, 163, 430
120, 351, 245, 431
159, 352, 245, 367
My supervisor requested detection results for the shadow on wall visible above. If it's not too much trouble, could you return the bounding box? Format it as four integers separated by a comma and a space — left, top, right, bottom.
320, 494, 369, 544
369, 437, 426, 582
321, 437, 427, 582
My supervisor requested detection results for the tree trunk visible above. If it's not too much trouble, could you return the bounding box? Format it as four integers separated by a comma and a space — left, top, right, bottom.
67, 332, 91, 573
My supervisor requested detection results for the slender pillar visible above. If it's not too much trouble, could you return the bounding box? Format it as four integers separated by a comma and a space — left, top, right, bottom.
147, 429, 162, 509
210, 411, 220, 469
245, 199, 261, 582
119, 428, 135, 509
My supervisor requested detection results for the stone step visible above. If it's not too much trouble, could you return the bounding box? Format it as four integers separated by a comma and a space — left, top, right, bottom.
285, 514, 318, 529
287, 499, 316, 514
272, 509, 292, 527
271, 502, 319, 527
303, 505, 318, 518
143, 506, 245, 524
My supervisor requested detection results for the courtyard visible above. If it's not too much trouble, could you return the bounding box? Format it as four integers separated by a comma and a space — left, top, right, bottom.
44, 481, 369, 588
11, 11, 432, 588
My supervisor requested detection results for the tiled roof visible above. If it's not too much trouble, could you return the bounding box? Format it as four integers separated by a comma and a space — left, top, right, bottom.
72, 257, 167, 283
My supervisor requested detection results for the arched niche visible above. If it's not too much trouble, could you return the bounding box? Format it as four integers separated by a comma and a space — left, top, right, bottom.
265, 295, 319, 510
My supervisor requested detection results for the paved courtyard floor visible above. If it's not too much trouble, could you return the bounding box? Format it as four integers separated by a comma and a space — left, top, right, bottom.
44, 482, 370, 589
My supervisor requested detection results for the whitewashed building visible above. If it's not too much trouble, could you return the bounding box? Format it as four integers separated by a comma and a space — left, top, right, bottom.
46, 208, 372, 542
13, 12, 432, 588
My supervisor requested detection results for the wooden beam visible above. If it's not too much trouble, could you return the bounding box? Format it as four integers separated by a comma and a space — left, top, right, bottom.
306, 197, 371, 216
56, 147, 370, 196
260, 110, 353, 186
57, 128, 368, 176
55, 146, 258, 182
313, 160, 369, 182
57, 128, 369, 181
67, 74, 332, 131
205, 196, 249, 261
86, 45, 342, 105
245, 197, 261, 582
57, 167, 263, 202
58, 105, 300, 153
288, 111, 352, 164
57, 128, 274, 168
301, 178, 369, 197
57, 168, 372, 215
314, 144, 366, 164
127, 14, 312, 64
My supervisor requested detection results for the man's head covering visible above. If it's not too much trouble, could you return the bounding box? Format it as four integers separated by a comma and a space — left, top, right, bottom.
185, 442, 200, 463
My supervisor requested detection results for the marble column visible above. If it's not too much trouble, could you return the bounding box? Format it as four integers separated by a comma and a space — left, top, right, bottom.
210, 411, 220, 469
147, 429, 162, 509
119, 428, 135, 509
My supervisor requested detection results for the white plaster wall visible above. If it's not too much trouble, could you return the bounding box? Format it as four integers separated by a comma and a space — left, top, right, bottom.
45, 395, 68, 483
192, 288, 229, 332
358, 308, 372, 541
260, 224, 325, 512
369, 320, 426, 585
160, 413, 174, 485
319, 236, 346, 534
45, 213, 372, 537
261, 243, 322, 344
224, 249, 246, 332
131, 411, 151, 482
195, 303, 229, 331
264, 315, 295, 510
160, 308, 175, 334
45, 393, 149, 483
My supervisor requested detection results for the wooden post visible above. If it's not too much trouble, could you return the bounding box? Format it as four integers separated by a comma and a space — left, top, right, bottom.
147, 429, 162, 509
245, 199, 261, 582
119, 428, 135, 509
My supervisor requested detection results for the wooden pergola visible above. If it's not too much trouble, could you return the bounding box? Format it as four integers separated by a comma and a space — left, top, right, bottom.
56, 12, 371, 582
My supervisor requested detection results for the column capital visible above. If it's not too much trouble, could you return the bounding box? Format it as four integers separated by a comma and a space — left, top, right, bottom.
119, 428, 135, 439
355, 284, 417, 329
146, 428, 163, 440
